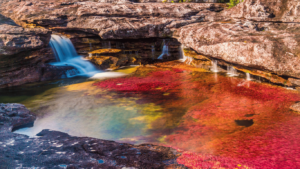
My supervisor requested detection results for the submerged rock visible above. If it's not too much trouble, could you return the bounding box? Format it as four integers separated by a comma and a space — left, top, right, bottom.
0, 103, 185, 168
290, 102, 300, 113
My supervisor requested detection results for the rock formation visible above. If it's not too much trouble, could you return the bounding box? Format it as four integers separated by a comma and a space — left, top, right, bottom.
0, 14, 73, 88
1, 0, 300, 87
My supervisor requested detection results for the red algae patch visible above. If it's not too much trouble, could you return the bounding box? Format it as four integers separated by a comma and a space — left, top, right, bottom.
94, 69, 184, 93
94, 62, 300, 168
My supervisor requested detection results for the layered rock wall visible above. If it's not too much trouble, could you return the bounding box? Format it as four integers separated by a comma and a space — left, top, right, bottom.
0, 14, 72, 88
2, 0, 300, 86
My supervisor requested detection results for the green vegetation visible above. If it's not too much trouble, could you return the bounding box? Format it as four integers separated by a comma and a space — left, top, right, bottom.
227, 0, 244, 8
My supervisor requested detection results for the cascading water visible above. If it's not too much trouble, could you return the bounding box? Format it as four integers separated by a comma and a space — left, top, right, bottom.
157, 44, 170, 59
49, 35, 101, 77
179, 44, 187, 62
50, 35, 125, 79
227, 65, 238, 76
211, 60, 218, 72
246, 73, 251, 81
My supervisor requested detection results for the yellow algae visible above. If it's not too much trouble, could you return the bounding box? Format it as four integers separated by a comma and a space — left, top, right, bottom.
158, 135, 167, 143
65, 81, 107, 96
234, 67, 292, 86
89, 49, 121, 54
114, 66, 139, 74
81, 38, 100, 44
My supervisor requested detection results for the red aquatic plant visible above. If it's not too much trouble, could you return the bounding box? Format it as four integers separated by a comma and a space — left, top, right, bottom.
94, 70, 182, 93
94, 64, 300, 168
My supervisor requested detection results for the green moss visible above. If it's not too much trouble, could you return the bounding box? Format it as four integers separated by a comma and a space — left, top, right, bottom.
227, 0, 243, 9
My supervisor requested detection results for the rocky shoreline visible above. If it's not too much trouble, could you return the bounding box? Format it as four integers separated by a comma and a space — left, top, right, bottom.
0, 103, 186, 168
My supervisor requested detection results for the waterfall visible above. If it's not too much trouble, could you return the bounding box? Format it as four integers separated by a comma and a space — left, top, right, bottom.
187, 57, 193, 65
89, 43, 92, 50
227, 65, 238, 76
211, 60, 218, 72
89, 53, 92, 58
157, 44, 169, 59
49, 35, 101, 77
246, 73, 251, 81
179, 44, 187, 62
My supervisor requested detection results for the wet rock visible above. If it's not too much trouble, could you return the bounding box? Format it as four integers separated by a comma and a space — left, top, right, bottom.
0, 104, 36, 133
290, 102, 300, 113
0, 103, 185, 168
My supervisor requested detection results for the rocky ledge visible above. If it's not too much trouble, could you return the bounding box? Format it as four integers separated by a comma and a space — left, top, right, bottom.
2, 0, 300, 87
0, 103, 185, 168
2, 0, 300, 85
0, 0, 225, 39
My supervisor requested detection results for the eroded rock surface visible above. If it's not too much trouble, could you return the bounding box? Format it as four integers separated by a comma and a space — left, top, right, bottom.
0, 103, 185, 168
174, 21, 300, 79
0, 0, 226, 39
221, 0, 300, 22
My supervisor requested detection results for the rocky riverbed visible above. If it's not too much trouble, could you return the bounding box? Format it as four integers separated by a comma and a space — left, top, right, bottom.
0, 103, 186, 168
